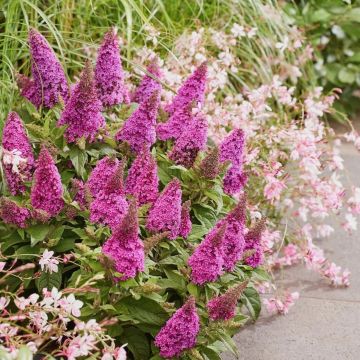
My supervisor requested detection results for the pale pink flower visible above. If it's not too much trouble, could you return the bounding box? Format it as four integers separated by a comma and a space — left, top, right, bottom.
342, 213, 357, 233
0, 262, 6, 272
264, 177, 286, 201
0, 297, 10, 311
263, 291, 299, 315
39, 249, 59, 273
59, 294, 83, 317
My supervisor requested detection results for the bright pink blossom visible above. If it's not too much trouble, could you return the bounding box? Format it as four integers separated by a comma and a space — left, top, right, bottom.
1, 112, 34, 195
102, 201, 144, 280
30, 146, 64, 216
95, 28, 129, 107
58, 61, 105, 143
18, 29, 69, 108
155, 297, 200, 358
146, 178, 182, 239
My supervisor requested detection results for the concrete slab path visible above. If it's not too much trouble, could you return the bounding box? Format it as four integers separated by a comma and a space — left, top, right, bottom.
222, 143, 360, 360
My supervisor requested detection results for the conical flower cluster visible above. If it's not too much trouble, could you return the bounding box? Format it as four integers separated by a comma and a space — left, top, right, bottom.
169, 115, 208, 168
155, 297, 200, 358
213, 196, 247, 271
30, 146, 64, 216
223, 167, 248, 195
125, 148, 159, 206
188, 223, 227, 285
95, 27, 129, 107
87, 156, 120, 197
200, 146, 220, 179
157, 62, 207, 141
115, 90, 159, 153
179, 200, 192, 239
18, 29, 69, 108
1, 112, 34, 195
146, 178, 182, 239
219, 129, 245, 166
244, 218, 266, 268
0, 198, 31, 228
165, 62, 207, 115
102, 200, 144, 280
220, 129, 247, 195
132, 58, 162, 103
207, 281, 248, 321
90, 162, 128, 229
58, 61, 105, 143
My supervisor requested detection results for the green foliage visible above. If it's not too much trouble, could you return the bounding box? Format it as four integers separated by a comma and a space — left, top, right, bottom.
285, 0, 360, 114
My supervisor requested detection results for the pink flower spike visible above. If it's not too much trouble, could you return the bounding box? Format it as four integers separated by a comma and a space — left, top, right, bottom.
146, 178, 182, 239
168, 114, 208, 168
1, 112, 34, 195
115, 90, 160, 153
132, 57, 162, 103
0, 198, 31, 228
87, 156, 120, 198
155, 296, 200, 358
18, 28, 69, 108
95, 27, 129, 107
58, 60, 105, 143
90, 162, 128, 229
102, 200, 144, 281
179, 200, 192, 239
125, 148, 159, 206
30, 146, 64, 216
188, 223, 227, 285
165, 62, 207, 115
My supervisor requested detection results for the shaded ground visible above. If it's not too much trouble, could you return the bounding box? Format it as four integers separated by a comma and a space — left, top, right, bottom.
222, 142, 360, 360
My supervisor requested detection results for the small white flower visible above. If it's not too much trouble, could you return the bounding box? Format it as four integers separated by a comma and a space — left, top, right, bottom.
39, 249, 59, 273
331, 25, 345, 39
231, 23, 246, 38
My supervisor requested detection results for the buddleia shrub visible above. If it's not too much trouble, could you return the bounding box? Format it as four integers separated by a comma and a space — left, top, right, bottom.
0, 28, 268, 359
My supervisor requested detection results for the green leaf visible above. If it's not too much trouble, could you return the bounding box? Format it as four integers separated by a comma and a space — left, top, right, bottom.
16, 346, 33, 360
121, 326, 150, 360
346, 8, 360, 22
338, 67, 356, 84
53, 237, 75, 252
27, 224, 50, 246
69, 147, 87, 179
310, 9, 331, 22
200, 346, 222, 360
36, 269, 62, 292
242, 287, 261, 320
116, 296, 169, 326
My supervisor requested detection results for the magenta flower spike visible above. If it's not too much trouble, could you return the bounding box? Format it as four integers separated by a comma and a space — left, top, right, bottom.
157, 104, 193, 141
223, 165, 248, 195
219, 128, 245, 167
207, 281, 248, 321
95, 27, 129, 107
211, 195, 246, 272
132, 58, 162, 104
58, 60, 105, 143
168, 114, 208, 168
115, 90, 160, 153
155, 296, 200, 358
146, 178, 182, 239
30, 146, 64, 216
125, 148, 159, 206
0, 198, 31, 228
179, 200, 192, 239
188, 223, 227, 285
244, 218, 266, 268
102, 200, 144, 280
157, 62, 207, 141
1, 112, 34, 195
18, 28, 69, 108
90, 162, 128, 230
87, 156, 120, 198
165, 62, 207, 115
